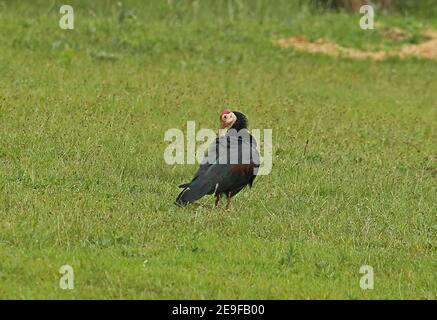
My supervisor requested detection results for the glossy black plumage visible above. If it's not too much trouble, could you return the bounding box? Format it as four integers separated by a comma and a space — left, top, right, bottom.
176, 111, 259, 207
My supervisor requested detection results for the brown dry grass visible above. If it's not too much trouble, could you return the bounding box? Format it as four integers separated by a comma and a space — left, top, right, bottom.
276, 28, 437, 61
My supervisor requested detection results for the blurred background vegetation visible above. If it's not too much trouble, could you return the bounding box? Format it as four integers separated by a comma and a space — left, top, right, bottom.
308, 0, 436, 17
0, 0, 436, 18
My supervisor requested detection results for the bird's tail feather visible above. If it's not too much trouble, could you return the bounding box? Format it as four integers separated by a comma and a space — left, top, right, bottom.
178, 182, 190, 188
175, 179, 213, 206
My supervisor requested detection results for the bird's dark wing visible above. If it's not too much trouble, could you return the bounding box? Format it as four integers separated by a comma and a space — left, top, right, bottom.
176, 133, 259, 206
178, 137, 220, 188
176, 164, 223, 205
177, 163, 211, 188
175, 162, 258, 206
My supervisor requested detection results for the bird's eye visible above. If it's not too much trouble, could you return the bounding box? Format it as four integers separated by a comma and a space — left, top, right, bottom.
223, 115, 227, 119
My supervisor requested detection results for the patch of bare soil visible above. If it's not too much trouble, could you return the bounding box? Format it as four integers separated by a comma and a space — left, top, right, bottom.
399, 30, 437, 60
276, 29, 437, 61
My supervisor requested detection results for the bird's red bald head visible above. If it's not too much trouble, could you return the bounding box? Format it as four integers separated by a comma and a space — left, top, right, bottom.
220, 109, 231, 118
220, 109, 236, 129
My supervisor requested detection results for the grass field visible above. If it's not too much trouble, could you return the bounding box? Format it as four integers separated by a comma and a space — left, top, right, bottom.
0, 0, 436, 299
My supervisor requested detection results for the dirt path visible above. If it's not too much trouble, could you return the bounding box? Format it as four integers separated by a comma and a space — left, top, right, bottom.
276, 29, 437, 61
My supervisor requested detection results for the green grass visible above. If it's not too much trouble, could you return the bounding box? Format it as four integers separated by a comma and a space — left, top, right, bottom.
0, 0, 436, 299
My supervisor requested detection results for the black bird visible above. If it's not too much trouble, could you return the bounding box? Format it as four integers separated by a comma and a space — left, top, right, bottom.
176, 110, 259, 209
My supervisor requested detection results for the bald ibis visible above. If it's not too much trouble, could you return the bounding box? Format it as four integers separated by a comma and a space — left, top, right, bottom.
176, 110, 259, 209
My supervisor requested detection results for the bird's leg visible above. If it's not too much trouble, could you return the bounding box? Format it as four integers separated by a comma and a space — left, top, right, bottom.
214, 194, 220, 208
213, 184, 221, 208
225, 192, 232, 210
